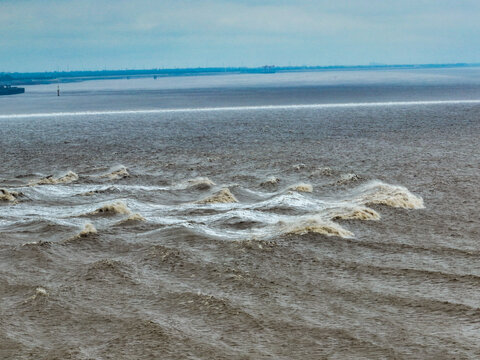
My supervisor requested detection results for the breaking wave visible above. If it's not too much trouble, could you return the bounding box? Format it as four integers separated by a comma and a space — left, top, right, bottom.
90, 201, 132, 215
116, 213, 146, 225
30, 171, 79, 186
289, 183, 313, 193
79, 186, 121, 196
260, 176, 280, 189
357, 181, 425, 209
180, 177, 216, 190
0, 188, 20, 202
76, 223, 97, 238
331, 206, 381, 221
279, 216, 354, 238
337, 173, 363, 185
100, 165, 130, 180
197, 188, 238, 204
3, 175, 425, 244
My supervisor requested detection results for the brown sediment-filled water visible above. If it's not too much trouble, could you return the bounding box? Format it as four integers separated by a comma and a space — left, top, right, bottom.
1, 69, 480, 359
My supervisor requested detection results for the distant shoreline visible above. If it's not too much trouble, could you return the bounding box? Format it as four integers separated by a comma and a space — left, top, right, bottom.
2, 62, 480, 86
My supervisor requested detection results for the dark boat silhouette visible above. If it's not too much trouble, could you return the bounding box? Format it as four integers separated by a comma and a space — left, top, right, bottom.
0, 85, 25, 96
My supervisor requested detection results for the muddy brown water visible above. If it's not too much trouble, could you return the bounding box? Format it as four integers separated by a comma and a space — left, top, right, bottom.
1, 69, 480, 359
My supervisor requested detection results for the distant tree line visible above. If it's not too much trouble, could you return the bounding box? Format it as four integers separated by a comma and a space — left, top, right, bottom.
0, 74, 14, 81
2, 62, 479, 85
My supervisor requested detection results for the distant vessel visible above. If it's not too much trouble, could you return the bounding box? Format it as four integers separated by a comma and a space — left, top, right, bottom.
0, 85, 25, 96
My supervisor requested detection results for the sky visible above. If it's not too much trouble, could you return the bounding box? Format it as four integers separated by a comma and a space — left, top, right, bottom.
1, 0, 480, 72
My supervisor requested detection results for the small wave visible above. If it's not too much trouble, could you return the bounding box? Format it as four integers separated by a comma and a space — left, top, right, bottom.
0, 188, 20, 202
197, 188, 238, 204
62, 222, 97, 244
249, 191, 318, 213
359, 181, 424, 209
236, 239, 278, 251
279, 216, 353, 238
100, 165, 130, 180
337, 173, 363, 185
87, 259, 125, 272
143, 245, 184, 265
125, 213, 146, 221
260, 176, 280, 189
292, 163, 307, 171
29, 171, 79, 186
182, 177, 216, 190
116, 213, 146, 225
79, 186, 121, 196
331, 206, 381, 221
76, 223, 97, 238
90, 201, 132, 215
310, 167, 335, 177
289, 183, 313, 193
21, 240, 52, 247
84, 259, 135, 284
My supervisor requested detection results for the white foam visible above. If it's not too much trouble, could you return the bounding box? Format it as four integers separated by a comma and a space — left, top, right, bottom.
1, 99, 480, 119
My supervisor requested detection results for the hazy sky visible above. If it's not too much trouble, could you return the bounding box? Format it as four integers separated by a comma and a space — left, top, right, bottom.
1, 0, 479, 72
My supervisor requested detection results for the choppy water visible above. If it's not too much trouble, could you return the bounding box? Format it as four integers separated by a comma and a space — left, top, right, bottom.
1, 68, 480, 359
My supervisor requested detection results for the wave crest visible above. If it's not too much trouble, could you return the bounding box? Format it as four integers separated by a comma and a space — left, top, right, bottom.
30, 171, 79, 186
91, 201, 132, 215
331, 207, 381, 221
116, 213, 146, 225
101, 165, 130, 180
289, 183, 313, 193
197, 188, 238, 204
280, 216, 353, 238
77, 223, 97, 238
360, 182, 424, 209
183, 177, 216, 190
0, 188, 19, 202
260, 176, 280, 189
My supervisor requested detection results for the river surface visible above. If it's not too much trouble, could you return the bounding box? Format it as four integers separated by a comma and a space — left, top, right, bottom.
1, 68, 480, 359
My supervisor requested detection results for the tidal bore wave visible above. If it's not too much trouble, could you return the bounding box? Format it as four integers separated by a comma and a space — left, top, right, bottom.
0, 172, 424, 243
1, 99, 480, 119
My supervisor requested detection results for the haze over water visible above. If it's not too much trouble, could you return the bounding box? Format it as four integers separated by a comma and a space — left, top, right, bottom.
1, 68, 480, 359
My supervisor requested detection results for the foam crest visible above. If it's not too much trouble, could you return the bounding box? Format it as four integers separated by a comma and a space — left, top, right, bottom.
250, 191, 321, 212
337, 173, 362, 185
24, 287, 49, 303
331, 206, 381, 221
77, 223, 97, 237
100, 165, 130, 180
0, 188, 19, 202
279, 216, 354, 238
30, 171, 79, 186
91, 201, 132, 215
196, 209, 280, 227
260, 176, 280, 189
34, 287, 48, 298
310, 167, 335, 177
79, 186, 120, 196
289, 183, 313, 193
116, 213, 146, 225
358, 181, 425, 209
126, 213, 146, 221
197, 188, 238, 204
179, 177, 216, 190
